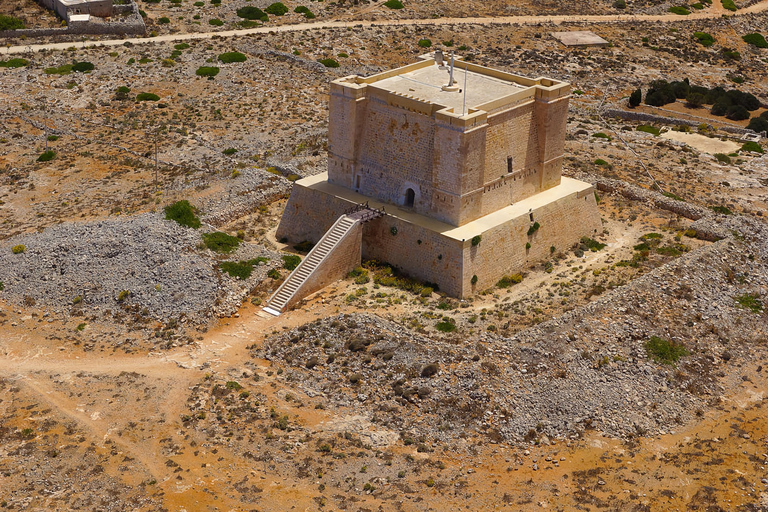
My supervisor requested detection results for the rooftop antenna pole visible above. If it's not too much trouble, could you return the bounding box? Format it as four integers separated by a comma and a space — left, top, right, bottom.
448, 52, 455, 88
462, 61, 468, 116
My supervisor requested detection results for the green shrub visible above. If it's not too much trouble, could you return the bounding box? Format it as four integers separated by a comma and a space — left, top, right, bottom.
294, 5, 315, 17
613, 0, 626, 8
580, 236, 606, 251
668, 6, 690, 14
223, 148, 238, 155
471, 235, 481, 246
318, 58, 339, 68
714, 153, 731, 164
742, 33, 768, 48
435, 319, 456, 332
236, 6, 268, 21
594, 158, 609, 166
164, 200, 200, 228
636, 125, 661, 136
136, 92, 160, 101
693, 32, 715, 47
722, 49, 741, 61
0, 15, 25, 30
158, 16, 170, 24
44, 64, 74, 75
735, 293, 763, 313
219, 261, 255, 280
209, 18, 224, 26
497, 274, 523, 288
196, 66, 220, 77
265, 2, 288, 15
282, 254, 301, 270
417, 38, 432, 48
384, 0, 404, 7
37, 150, 56, 162
527, 222, 540, 236
218, 51, 247, 63
710, 205, 733, 215
644, 79, 677, 106
267, 268, 281, 279
592, 132, 611, 140
11, 244, 25, 254
628, 88, 642, 108
740, 141, 764, 154
645, 335, 689, 364
202, 232, 241, 253
721, 0, 736, 11
114, 86, 132, 100
0, 58, 29, 68
117, 290, 130, 302
72, 61, 94, 73
746, 117, 768, 134
225, 381, 243, 390
174, 43, 190, 50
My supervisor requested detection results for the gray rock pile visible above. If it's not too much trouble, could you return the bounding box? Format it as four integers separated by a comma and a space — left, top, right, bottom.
0, 213, 221, 322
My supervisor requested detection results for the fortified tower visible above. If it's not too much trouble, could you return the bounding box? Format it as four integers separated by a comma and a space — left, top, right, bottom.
269, 54, 601, 313
327, 52, 569, 227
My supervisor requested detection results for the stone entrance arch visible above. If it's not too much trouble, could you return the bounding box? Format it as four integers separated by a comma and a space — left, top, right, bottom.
404, 188, 415, 208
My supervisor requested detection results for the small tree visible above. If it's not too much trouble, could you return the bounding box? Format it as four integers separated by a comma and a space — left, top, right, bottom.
685, 92, 705, 108
628, 88, 642, 108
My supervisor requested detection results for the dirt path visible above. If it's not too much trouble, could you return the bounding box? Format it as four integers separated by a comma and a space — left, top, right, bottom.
4, 0, 768, 55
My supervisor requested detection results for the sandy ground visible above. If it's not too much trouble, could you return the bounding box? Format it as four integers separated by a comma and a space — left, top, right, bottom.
662, 130, 742, 154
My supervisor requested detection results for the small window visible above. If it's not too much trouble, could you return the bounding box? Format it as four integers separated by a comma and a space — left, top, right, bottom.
507, 156, 513, 174
355, 175, 361, 189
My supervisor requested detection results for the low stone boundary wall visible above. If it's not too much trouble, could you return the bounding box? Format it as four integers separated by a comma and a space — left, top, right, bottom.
0, 1, 144, 38
603, 108, 756, 137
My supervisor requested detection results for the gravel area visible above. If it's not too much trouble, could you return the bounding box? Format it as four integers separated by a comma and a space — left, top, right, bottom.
0, 213, 221, 322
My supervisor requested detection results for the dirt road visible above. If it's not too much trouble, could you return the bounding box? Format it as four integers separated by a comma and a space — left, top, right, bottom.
4, 0, 768, 55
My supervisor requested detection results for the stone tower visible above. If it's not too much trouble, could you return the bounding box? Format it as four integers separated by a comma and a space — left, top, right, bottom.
276, 54, 601, 298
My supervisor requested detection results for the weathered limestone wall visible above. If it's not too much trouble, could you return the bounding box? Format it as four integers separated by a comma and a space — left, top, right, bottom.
362, 218, 465, 297
275, 184, 355, 244
285, 221, 363, 311
463, 187, 602, 294
326, 75, 570, 228
355, 94, 436, 213
276, 179, 601, 298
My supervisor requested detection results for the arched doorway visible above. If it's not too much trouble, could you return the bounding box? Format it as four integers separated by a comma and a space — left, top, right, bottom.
404, 188, 415, 207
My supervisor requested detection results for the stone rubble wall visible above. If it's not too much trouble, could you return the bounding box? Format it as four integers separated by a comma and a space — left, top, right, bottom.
603, 108, 756, 137
0, 0, 144, 38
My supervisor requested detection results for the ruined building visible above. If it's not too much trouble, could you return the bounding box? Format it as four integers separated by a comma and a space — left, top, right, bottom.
266, 53, 601, 314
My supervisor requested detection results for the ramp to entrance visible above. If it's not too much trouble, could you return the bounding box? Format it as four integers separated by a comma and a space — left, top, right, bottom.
263, 215, 363, 316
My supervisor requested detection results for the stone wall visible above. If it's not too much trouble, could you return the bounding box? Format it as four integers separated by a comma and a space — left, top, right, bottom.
362, 217, 464, 297
327, 69, 570, 228
276, 184, 355, 244
0, 0, 144, 38
276, 179, 602, 298
285, 220, 363, 311
463, 186, 602, 294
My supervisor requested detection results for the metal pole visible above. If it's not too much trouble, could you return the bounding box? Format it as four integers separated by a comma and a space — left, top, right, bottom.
462, 63, 468, 116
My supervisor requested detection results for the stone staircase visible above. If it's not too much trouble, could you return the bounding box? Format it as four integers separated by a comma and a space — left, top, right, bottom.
263, 215, 360, 316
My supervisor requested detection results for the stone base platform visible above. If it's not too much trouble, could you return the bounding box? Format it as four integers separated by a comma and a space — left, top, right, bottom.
276, 173, 602, 298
